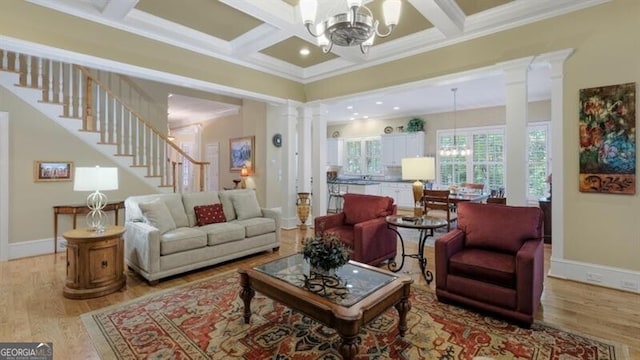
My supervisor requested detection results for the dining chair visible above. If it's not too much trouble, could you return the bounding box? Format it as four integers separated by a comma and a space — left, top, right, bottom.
486, 196, 506, 205
422, 189, 457, 231
461, 183, 484, 193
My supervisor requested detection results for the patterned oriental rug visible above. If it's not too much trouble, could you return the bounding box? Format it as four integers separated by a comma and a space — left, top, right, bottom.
82, 271, 629, 360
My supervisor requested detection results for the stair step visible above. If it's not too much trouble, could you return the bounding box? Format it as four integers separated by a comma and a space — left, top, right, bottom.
78, 129, 100, 133
59, 115, 82, 120
38, 100, 65, 105
97, 141, 118, 145
15, 84, 44, 90
114, 154, 134, 157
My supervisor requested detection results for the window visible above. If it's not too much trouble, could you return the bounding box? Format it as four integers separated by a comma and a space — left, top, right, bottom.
437, 123, 551, 202
344, 137, 382, 175
438, 127, 505, 192
527, 123, 551, 200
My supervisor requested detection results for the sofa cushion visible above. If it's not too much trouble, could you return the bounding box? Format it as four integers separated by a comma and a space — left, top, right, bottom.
194, 204, 226, 226
163, 194, 189, 228
218, 191, 237, 221
232, 191, 262, 220
342, 193, 393, 225
457, 202, 542, 253
200, 222, 246, 246
182, 192, 220, 227
449, 248, 516, 288
235, 217, 276, 237
139, 199, 176, 234
160, 227, 207, 255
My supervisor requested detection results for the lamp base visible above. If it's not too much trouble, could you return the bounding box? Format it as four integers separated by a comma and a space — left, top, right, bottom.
87, 190, 108, 232
412, 180, 424, 216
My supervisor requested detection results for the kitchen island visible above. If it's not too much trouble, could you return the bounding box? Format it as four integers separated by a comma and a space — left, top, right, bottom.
328, 179, 381, 195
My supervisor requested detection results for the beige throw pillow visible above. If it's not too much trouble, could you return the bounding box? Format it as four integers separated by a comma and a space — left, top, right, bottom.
231, 191, 262, 220
139, 199, 177, 234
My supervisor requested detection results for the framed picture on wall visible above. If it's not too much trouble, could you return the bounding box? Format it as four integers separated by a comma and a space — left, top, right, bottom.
34, 161, 74, 182
229, 136, 254, 172
578, 82, 636, 194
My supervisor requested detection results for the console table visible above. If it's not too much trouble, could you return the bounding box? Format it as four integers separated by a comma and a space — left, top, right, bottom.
53, 201, 125, 253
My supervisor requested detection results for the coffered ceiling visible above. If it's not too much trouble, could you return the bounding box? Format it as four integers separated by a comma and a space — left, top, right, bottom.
29, 0, 605, 83
25, 0, 607, 124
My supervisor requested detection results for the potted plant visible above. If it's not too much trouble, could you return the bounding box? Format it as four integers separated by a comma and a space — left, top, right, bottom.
406, 118, 425, 132
302, 233, 351, 274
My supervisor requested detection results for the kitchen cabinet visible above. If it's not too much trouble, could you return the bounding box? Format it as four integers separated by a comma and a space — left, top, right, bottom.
327, 138, 343, 166
380, 182, 415, 209
381, 132, 424, 166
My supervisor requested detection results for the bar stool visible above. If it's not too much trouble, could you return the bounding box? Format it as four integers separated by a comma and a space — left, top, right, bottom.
327, 183, 348, 213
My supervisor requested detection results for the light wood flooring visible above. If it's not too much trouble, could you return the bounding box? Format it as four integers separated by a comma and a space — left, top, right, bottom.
0, 228, 638, 359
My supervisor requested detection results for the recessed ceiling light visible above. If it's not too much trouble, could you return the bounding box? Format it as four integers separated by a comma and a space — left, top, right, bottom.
347, 105, 353, 110
393, 106, 400, 110
353, 112, 359, 116
363, 115, 369, 119
299, 48, 310, 56
375, 101, 383, 105
350, 117, 355, 121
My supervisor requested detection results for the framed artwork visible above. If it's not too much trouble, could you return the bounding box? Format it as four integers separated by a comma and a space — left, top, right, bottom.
229, 136, 254, 172
34, 161, 74, 182
579, 82, 636, 194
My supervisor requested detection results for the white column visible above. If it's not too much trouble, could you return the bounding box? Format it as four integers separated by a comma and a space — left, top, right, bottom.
265, 101, 299, 229
298, 107, 312, 193
311, 105, 328, 222
534, 49, 574, 274
501, 57, 533, 206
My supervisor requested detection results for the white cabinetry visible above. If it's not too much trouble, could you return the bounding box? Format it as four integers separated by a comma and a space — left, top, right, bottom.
327, 138, 343, 166
380, 182, 415, 209
381, 132, 424, 166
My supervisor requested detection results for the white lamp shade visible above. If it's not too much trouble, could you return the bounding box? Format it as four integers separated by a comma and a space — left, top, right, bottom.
401, 157, 435, 181
382, 0, 402, 26
74, 166, 119, 191
299, 0, 317, 23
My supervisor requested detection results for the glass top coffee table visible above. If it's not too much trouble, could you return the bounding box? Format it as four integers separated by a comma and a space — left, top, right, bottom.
386, 215, 448, 284
238, 253, 413, 359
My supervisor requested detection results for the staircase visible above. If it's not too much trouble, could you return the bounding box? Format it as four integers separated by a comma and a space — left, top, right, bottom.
0, 50, 208, 192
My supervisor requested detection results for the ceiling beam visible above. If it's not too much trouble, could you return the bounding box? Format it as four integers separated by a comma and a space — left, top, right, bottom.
410, 0, 465, 38
97, 0, 139, 20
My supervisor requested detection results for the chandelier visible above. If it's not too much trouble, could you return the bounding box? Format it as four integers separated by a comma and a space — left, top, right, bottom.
440, 88, 472, 157
299, 0, 402, 54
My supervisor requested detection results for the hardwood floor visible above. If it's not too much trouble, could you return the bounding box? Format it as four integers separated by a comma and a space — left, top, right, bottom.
1, 228, 638, 359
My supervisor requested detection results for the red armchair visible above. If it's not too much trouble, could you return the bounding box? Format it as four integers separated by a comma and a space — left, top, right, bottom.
314, 193, 397, 266
435, 202, 544, 326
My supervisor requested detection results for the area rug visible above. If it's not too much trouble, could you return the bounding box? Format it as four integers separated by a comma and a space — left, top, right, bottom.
82, 271, 629, 359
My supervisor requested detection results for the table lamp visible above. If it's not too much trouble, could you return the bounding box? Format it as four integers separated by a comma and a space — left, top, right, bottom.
401, 157, 435, 216
240, 165, 249, 189
73, 166, 119, 232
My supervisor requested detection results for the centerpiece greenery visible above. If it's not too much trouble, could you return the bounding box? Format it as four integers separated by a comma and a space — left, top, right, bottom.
406, 117, 425, 132
302, 233, 351, 273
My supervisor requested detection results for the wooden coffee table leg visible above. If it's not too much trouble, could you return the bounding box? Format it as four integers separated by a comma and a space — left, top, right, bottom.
338, 322, 359, 360
239, 272, 255, 324
395, 285, 412, 336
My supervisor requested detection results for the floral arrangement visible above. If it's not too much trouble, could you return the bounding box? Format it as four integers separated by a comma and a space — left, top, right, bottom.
302, 233, 351, 272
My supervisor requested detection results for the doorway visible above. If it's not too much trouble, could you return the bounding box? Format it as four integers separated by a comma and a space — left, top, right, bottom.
206, 143, 220, 191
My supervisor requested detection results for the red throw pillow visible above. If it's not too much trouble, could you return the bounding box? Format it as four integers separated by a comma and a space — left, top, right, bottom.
194, 204, 226, 226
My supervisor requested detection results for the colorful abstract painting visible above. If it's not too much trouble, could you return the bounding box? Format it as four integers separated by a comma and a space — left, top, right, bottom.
579, 82, 636, 194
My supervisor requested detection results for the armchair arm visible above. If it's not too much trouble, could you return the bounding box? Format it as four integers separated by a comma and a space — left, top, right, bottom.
516, 239, 544, 315
124, 221, 160, 274
262, 207, 281, 243
314, 213, 345, 234
353, 217, 396, 264
435, 229, 465, 289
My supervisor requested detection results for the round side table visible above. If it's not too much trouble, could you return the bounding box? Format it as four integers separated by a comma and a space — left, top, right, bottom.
63, 225, 126, 299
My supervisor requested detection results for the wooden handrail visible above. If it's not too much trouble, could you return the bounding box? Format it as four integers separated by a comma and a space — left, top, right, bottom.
75, 65, 207, 167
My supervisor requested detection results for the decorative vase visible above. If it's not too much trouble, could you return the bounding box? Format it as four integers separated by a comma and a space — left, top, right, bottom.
296, 192, 311, 229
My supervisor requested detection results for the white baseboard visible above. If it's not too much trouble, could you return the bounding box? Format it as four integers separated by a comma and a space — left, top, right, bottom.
281, 216, 300, 230
549, 257, 640, 293
9, 237, 57, 259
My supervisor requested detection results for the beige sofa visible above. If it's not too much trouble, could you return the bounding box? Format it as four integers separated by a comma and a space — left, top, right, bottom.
124, 189, 280, 284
